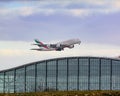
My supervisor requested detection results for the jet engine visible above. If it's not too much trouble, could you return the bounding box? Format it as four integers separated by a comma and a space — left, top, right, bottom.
56, 44, 64, 51
56, 44, 61, 48
69, 45, 74, 48
47, 44, 50, 47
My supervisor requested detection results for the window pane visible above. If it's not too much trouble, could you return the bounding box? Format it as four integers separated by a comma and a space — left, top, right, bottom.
90, 58, 99, 90
26, 65, 35, 92
47, 60, 56, 91
79, 58, 89, 90
36, 62, 46, 91
0, 73, 4, 93
112, 60, 120, 90
101, 59, 111, 90
15, 68, 25, 93
5, 71, 14, 93
58, 59, 67, 90
68, 59, 78, 90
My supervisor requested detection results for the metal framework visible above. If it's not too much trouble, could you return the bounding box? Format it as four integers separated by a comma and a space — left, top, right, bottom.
0, 56, 120, 93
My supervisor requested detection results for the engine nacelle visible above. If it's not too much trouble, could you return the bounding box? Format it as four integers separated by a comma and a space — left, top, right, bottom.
56, 44, 61, 48
69, 45, 74, 48
47, 44, 50, 48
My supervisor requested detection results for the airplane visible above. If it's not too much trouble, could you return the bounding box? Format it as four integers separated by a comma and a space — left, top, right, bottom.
31, 38, 81, 51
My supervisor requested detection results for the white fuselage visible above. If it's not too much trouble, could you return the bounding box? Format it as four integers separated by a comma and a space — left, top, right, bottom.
31, 38, 81, 51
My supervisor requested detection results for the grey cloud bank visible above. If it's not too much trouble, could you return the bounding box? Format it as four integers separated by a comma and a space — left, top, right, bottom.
0, 12, 120, 45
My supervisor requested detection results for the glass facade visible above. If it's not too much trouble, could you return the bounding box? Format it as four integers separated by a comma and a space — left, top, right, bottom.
15, 67, 25, 93
4, 71, 14, 93
36, 62, 46, 91
0, 57, 120, 93
90, 58, 100, 90
68, 58, 78, 90
79, 58, 89, 90
47, 60, 57, 90
26, 65, 35, 92
0, 73, 4, 93
58, 59, 67, 90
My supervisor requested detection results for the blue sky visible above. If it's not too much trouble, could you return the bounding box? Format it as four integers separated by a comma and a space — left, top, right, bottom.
0, 0, 120, 70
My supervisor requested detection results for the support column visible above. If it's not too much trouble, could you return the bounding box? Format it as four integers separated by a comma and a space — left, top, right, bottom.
56, 60, 58, 91
77, 58, 79, 90
67, 58, 69, 91
110, 59, 112, 90
14, 69, 16, 93
88, 57, 90, 90
35, 63, 37, 92
24, 66, 26, 92
99, 58, 101, 90
45, 61, 47, 90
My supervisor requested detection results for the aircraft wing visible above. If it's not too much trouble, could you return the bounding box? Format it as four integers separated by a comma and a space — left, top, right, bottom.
30, 48, 43, 51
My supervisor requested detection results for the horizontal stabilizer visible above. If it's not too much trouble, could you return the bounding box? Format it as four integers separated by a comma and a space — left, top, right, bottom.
30, 48, 38, 50
31, 44, 46, 47
31, 44, 40, 45
30, 48, 42, 51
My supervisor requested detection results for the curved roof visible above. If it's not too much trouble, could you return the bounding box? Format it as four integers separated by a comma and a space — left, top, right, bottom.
1, 56, 120, 73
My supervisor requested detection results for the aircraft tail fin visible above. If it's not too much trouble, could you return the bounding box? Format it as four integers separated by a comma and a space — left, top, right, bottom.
34, 39, 44, 45
35, 39, 40, 43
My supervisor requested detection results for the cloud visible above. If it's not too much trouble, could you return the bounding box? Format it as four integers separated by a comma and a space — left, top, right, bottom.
0, 0, 120, 18
18, 7, 35, 16
67, 9, 90, 17
0, 49, 23, 56
111, 1, 120, 11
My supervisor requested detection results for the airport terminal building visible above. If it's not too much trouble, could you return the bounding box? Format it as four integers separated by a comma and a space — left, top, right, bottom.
0, 56, 120, 93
